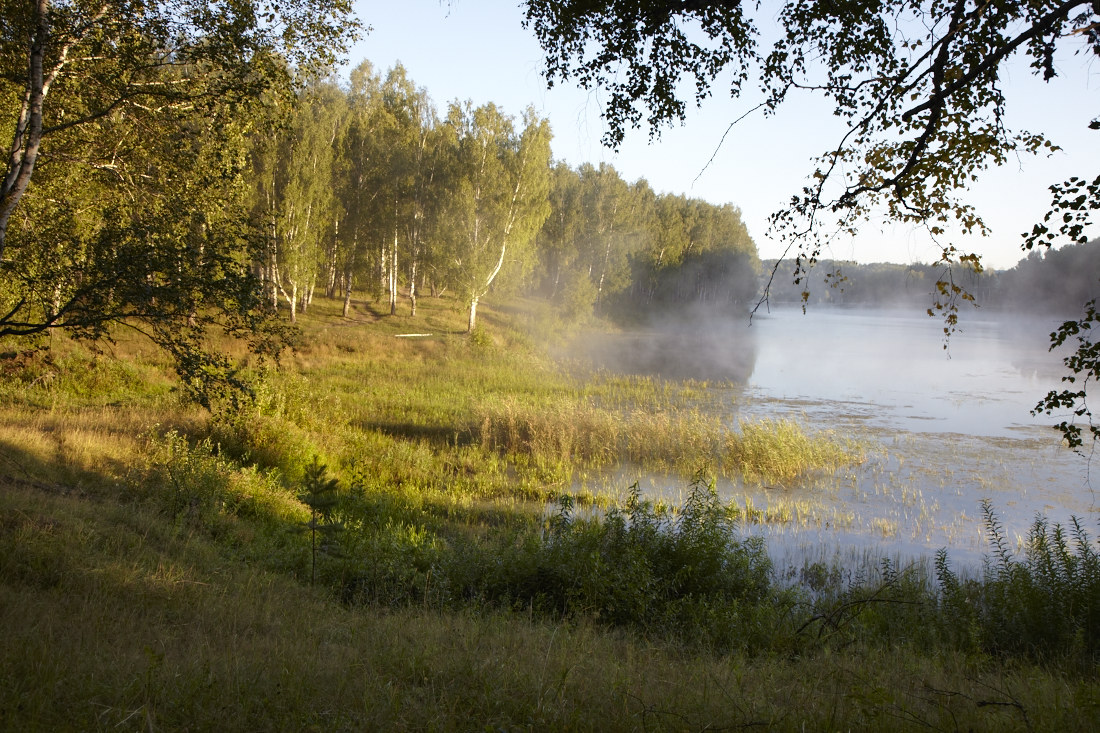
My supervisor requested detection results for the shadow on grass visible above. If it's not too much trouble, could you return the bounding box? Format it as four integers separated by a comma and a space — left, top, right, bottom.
356, 420, 478, 447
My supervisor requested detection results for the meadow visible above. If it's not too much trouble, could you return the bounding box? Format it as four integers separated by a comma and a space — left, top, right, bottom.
2, 294, 1098, 730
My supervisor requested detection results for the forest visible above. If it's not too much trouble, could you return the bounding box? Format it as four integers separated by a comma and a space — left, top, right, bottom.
248, 63, 761, 331
2, 56, 759, 357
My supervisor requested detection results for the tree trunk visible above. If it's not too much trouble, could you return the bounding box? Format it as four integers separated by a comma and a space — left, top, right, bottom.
379, 241, 387, 297
0, 0, 52, 259
389, 230, 398, 316
342, 269, 353, 317
304, 278, 315, 312
408, 256, 418, 317
467, 296, 478, 333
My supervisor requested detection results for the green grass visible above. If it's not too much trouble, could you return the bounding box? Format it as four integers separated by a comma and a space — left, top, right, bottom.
1, 293, 1099, 730
4, 481, 1099, 731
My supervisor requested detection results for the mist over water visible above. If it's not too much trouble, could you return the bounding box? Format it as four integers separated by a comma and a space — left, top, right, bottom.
566, 305, 1096, 572
568, 304, 759, 383
745, 307, 1067, 437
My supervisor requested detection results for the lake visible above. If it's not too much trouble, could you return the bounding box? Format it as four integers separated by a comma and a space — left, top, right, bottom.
573, 305, 1097, 573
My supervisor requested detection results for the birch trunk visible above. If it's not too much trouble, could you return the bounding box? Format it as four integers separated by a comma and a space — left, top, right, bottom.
408, 255, 418, 317
389, 230, 398, 316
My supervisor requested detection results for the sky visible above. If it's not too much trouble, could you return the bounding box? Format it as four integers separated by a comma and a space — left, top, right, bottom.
346, 1, 1098, 270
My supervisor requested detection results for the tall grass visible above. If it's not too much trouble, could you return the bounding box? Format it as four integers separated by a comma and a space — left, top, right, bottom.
475, 397, 859, 483
935, 499, 1100, 661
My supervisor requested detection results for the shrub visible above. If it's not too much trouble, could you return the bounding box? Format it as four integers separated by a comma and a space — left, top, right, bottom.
936, 499, 1100, 661
434, 476, 791, 651
144, 430, 305, 528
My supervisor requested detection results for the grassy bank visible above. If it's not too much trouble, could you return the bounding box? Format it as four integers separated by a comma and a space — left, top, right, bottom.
2, 294, 1098, 730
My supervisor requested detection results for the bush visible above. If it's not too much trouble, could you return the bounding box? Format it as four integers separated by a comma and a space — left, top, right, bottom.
144, 430, 305, 528
435, 476, 792, 651
936, 499, 1100, 661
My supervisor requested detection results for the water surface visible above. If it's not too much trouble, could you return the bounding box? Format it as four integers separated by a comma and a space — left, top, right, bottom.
577, 306, 1097, 571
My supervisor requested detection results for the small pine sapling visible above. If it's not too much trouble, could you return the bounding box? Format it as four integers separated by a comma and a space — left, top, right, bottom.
299, 456, 344, 585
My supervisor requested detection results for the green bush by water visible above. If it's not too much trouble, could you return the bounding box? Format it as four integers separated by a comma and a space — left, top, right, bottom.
936, 499, 1100, 662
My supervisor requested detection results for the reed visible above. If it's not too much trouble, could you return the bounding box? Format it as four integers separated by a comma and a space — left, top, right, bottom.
475, 398, 860, 484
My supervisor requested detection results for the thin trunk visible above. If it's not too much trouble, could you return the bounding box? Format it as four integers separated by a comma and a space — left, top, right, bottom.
325, 237, 338, 299
467, 296, 478, 333
304, 278, 315, 311
389, 228, 398, 316
408, 254, 418, 317
379, 241, 387, 297
277, 267, 298, 323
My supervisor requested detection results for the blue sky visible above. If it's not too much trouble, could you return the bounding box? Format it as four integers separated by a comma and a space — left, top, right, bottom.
347, 1, 1098, 270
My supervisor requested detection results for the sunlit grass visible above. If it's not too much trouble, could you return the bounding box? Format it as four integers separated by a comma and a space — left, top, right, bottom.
475, 398, 861, 485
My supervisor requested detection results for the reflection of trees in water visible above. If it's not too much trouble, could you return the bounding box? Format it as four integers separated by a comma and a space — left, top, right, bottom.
572, 317, 758, 383
994, 317, 1069, 383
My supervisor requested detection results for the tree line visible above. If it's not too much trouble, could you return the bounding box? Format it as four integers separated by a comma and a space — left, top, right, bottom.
762, 239, 1098, 315
254, 62, 760, 332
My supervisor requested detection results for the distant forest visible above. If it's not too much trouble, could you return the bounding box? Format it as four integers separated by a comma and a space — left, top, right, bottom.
761, 238, 1100, 315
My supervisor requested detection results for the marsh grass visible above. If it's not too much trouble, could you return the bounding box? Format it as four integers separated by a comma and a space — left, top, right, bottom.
475, 397, 860, 484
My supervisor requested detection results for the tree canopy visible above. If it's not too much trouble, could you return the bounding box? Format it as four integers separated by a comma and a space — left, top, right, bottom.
0, 0, 359, 401
523, 0, 1099, 445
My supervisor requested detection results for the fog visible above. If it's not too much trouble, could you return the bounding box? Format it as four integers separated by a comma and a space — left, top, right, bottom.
565, 303, 758, 383
562, 303, 1095, 570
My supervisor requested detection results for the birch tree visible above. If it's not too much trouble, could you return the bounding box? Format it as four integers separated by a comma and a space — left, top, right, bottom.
442, 103, 551, 332
0, 0, 355, 402
253, 79, 344, 323
334, 62, 384, 316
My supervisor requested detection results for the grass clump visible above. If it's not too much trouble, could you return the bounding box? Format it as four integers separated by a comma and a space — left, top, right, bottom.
727, 418, 859, 483
475, 397, 859, 484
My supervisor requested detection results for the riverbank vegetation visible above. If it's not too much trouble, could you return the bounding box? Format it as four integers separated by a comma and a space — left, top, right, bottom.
3, 296, 1098, 729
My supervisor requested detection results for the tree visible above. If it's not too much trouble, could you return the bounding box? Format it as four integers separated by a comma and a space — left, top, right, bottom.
336, 61, 388, 315
440, 103, 552, 333
379, 65, 441, 317
523, 0, 1099, 445
0, 0, 357, 399
1, 0, 357, 259
577, 162, 635, 310
253, 77, 345, 323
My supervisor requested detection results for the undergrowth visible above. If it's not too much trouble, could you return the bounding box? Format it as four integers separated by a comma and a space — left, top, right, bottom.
936, 498, 1100, 662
